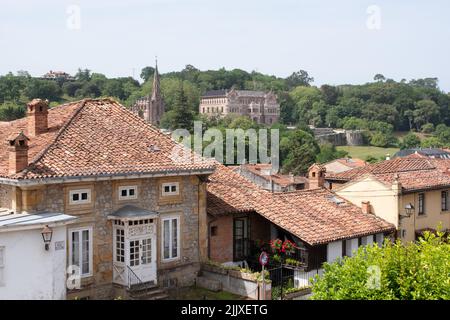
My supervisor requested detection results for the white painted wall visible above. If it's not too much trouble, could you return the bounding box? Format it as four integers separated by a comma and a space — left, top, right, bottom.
326, 241, 342, 263
345, 238, 359, 257
0, 226, 67, 300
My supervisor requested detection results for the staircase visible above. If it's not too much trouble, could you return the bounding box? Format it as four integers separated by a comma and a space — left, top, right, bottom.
128, 282, 169, 300
126, 266, 169, 300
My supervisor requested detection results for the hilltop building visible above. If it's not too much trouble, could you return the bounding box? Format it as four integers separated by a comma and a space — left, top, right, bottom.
199, 89, 280, 125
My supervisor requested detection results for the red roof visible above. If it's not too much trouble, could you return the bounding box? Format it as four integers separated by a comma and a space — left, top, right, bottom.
0, 99, 215, 180
326, 157, 450, 192
207, 165, 395, 245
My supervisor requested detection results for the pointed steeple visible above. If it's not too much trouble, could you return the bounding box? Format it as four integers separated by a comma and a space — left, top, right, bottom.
151, 57, 161, 101
148, 57, 165, 125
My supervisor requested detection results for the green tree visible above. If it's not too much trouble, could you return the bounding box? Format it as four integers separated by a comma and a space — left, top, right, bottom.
316, 143, 349, 164
285, 70, 314, 88
311, 231, 450, 300
400, 133, 421, 149
160, 82, 194, 130
24, 79, 62, 101
140, 66, 155, 82
421, 137, 444, 148
0, 101, 26, 121
280, 130, 320, 175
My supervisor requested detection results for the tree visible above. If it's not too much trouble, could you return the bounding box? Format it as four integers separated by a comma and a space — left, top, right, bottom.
285, 70, 314, 88
413, 100, 440, 129
24, 79, 62, 101
311, 231, 450, 300
421, 137, 444, 148
421, 123, 434, 134
0, 101, 26, 121
75, 68, 92, 82
320, 85, 339, 105
400, 133, 421, 149
373, 74, 386, 82
140, 66, 155, 82
316, 143, 348, 164
160, 82, 194, 130
370, 131, 391, 147
280, 130, 320, 175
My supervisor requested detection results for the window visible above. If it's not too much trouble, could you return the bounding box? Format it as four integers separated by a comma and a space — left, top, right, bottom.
69, 189, 91, 205
0, 247, 4, 286
162, 182, 179, 196
418, 193, 425, 215
115, 228, 125, 263
69, 228, 93, 277
162, 217, 179, 260
442, 191, 448, 211
119, 186, 137, 200
211, 226, 218, 236
233, 217, 250, 261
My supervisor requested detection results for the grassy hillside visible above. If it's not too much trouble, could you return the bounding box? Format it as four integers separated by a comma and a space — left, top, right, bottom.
336, 146, 400, 160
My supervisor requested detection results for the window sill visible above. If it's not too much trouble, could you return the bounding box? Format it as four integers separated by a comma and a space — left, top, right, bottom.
440, 211, 449, 214
417, 214, 427, 219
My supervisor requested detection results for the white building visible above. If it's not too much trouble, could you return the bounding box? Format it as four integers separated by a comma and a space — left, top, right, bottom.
0, 211, 76, 299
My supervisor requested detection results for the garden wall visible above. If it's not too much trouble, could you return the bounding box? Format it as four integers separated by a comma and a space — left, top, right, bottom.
199, 264, 271, 300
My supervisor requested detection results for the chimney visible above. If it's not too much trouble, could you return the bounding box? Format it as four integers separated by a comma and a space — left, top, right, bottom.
27, 99, 49, 137
308, 164, 326, 189
361, 201, 371, 214
7, 131, 29, 174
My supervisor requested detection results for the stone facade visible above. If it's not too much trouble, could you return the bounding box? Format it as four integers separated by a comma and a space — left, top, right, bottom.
2, 174, 208, 300
199, 89, 280, 125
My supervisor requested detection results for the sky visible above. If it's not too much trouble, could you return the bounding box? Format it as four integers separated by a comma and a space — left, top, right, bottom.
1, 0, 449, 91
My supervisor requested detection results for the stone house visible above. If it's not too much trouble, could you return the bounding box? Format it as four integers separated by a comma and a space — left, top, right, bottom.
0, 98, 215, 299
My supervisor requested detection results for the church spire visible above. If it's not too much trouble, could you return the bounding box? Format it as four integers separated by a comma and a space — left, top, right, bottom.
151, 57, 161, 101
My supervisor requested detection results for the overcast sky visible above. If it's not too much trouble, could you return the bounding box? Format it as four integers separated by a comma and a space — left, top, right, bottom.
1, 0, 449, 91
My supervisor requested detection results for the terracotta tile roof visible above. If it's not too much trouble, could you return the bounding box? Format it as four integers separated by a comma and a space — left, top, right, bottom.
207, 164, 395, 245
253, 189, 395, 246
326, 157, 450, 192
0, 99, 215, 180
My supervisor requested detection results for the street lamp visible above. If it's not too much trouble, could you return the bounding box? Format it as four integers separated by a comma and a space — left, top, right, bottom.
41, 225, 53, 251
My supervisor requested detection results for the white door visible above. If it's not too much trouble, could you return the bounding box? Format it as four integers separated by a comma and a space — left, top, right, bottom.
128, 222, 157, 284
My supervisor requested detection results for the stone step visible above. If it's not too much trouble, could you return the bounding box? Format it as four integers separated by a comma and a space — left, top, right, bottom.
129, 286, 169, 300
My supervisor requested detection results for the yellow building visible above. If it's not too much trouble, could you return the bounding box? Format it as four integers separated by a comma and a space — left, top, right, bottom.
324, 157, 450, 242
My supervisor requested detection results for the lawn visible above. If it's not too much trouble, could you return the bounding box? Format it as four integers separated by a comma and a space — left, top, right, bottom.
169, 286, 244, 300
336, 146, 400, 160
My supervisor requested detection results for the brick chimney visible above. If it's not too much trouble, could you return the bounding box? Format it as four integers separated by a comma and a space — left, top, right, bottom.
7, 131, 29, 174
27, 99, 49, 137
361, 201, 371, 214
308, 163, 326, 189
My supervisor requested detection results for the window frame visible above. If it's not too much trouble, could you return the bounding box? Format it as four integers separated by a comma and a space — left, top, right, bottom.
68, 227, 93, 278
161, 182, 179, 197
441, 190, 448, 211
0, 246, 4, 286
118, 186, 138, 201
418, 193, 425, 215
161, 216, 180, 262
69, 189, 91, 205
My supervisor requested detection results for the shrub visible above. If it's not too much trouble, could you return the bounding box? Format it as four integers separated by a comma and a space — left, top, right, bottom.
311, 231, 450, 300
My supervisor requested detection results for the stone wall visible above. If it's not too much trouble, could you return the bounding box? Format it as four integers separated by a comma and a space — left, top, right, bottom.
0, 184, 13, 209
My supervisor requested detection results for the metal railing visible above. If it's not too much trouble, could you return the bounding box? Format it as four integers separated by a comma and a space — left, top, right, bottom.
127, 265, 143, 290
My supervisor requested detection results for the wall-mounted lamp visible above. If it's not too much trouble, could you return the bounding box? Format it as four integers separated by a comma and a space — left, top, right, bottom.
41, 225, 53, 251
400, 203, 415, 218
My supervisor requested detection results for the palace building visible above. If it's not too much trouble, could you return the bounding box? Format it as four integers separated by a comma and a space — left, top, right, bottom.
199, 89, 280, 125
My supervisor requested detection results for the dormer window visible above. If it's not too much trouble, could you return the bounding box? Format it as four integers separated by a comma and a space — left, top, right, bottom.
162, 182, 179, 196
119, 186, 138, 200
69, 189, 91, 205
